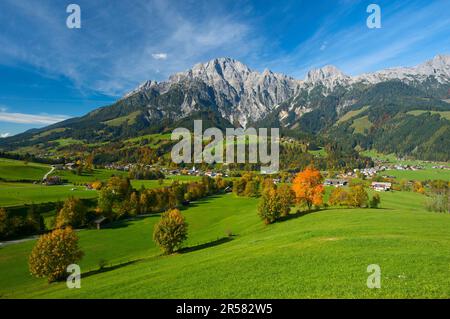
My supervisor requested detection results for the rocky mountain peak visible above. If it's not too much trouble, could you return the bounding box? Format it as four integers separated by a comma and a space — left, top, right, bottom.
306, 65, 348, 83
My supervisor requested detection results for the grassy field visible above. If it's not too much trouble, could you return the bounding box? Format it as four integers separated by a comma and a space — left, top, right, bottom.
0, 190, 449, 298
0, 182, 98, 207
50, 168, 128, 184
407, 110, 450, 121
350, 116, 372, 135
0, 158, 50, 182
131, 175, 202, 189
383, 169, 450, 181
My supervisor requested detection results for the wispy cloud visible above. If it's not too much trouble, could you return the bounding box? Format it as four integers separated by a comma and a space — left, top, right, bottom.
0, 111, 68, 125
152, 53, 168, 60
0, 133, 11, 138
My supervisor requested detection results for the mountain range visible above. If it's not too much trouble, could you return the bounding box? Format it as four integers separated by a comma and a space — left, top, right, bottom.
1, 55, 450, 161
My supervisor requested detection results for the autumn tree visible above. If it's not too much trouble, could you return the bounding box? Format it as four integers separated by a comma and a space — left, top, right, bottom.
292, 166, 324, 210
153, 209, 188, 254
29, 227, 83, 283
348, 185, 369, 208
329, 187, 350, 206
55, 197, 87, 228
258, 186, 281, 224
277, 184, 294, 217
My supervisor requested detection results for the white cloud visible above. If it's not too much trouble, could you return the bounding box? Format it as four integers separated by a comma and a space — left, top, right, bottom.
0, 111, 68, 125
152, 53, 168, 60
0, 133, 11, 138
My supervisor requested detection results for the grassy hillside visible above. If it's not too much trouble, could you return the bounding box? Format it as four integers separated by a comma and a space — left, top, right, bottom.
1, 191, 449, 298
0, 158, 50, 182
49, 168, 128, 184
0, 182, 98, 207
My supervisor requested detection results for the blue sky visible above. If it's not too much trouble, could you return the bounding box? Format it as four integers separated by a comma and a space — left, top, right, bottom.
0, 0, 449, 136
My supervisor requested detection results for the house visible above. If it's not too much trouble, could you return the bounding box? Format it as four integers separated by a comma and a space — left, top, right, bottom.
371, 182, 392, 191
324, 179, 348, 187
43, 176, 62, 186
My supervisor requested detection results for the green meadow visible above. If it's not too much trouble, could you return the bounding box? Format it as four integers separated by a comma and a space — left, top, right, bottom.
0, 182, 98, 207
383, 169, 450, 182
1, 191, 449, 299
0, 158, 50, 182
49, 168, 128, 184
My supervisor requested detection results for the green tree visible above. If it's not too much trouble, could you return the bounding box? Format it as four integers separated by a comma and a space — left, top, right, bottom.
153, 209, 188, 254
29, 227, 83, 283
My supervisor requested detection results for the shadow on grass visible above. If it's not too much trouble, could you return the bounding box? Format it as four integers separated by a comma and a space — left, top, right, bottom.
277, 208, 322, 223
82, 259, 143, 279
277, 206, 395, 224
179, 236, 234, 254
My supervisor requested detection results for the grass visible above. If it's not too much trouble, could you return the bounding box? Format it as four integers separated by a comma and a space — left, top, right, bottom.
103, 111, 141, 127
0, 191, 449, 298
50, 168, 128, 184
0, 158, 50, 182
350, 116, 372, 135
407, 110, 450, 121
337, 106, 369, 124
383, 169, 450, 182
131, 175, 202, 189
0, 182, 98, 207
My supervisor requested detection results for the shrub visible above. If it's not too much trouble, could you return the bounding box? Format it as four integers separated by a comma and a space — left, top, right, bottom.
426, 193, 449, 213
369, 194, 381, 208
29, 227, 83, 283
153, 209, 188, 254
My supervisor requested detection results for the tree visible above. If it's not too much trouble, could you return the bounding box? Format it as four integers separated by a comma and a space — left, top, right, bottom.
153, 209, 188, 254
26, 204, 44, 233
277, 184, 294, 217
129, 192, 141, 216
348, 185, 369, 208
55, 197, 87, 228
0, 208, 10, 239
329, 187, 349, 206
258, 186, 281, 224
29, 227, 83, 283
292, 166, 324, 210
369, 194, 381, 208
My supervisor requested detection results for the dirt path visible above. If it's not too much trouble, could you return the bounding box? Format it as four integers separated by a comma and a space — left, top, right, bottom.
42, 165, 55, 181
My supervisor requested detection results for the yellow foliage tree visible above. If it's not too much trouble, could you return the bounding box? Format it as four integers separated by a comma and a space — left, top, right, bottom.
29, 227, 83, 283
153, 209, 188, 254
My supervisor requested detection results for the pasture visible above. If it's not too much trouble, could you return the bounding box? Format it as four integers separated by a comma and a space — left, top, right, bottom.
0, 158, 50, 182
0, 191, 449, 298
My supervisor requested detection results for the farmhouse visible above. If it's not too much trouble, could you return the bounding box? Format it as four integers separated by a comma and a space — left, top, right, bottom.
371, 182, 392, 191
324, 179, 348, 187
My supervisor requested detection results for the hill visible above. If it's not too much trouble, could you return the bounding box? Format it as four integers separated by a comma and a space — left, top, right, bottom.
1, 191, 449, 298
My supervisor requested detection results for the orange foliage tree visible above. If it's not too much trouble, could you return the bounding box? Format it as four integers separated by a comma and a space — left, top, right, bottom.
291, 166, 324, 210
